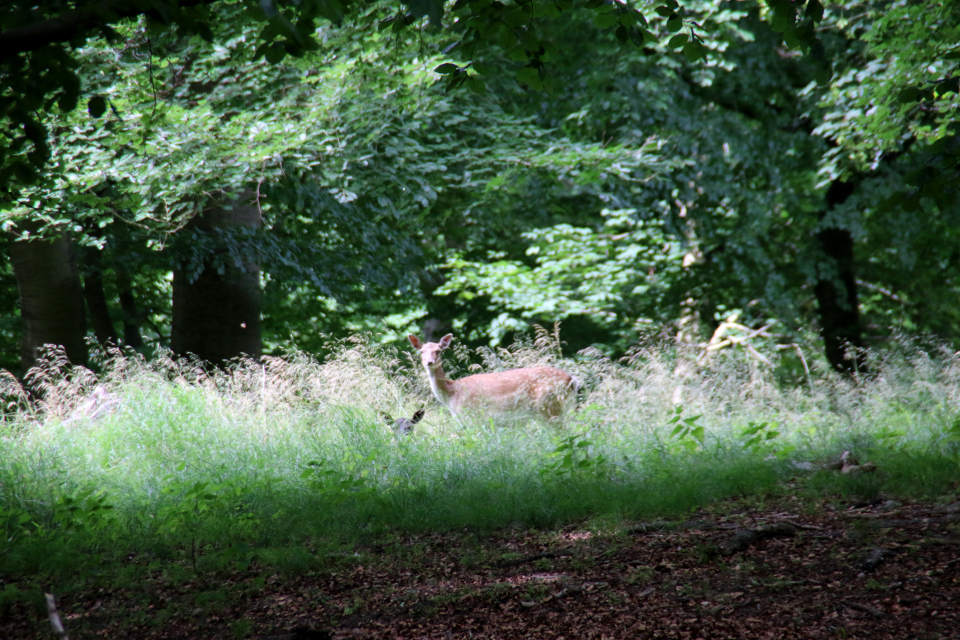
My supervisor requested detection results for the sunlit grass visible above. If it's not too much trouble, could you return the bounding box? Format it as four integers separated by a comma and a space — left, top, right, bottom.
0, 335, 958, 588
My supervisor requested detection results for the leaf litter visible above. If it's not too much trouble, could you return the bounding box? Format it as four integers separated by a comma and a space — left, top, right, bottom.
4, 496, 959, 639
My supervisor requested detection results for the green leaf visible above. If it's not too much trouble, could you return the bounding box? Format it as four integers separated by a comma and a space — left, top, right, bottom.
265, 44, 286, 64
667, 16, 683, 33
499, 25, 517, 50
517, 29, 541, 52
806, 0, 824, 23
936, 77, 960, 96
88, 96, 107, 118
434, 63, 460, 75
472, 61, 492, 75
770, 12, 791, 33
538, 3, 561, 19
814, 63, 833, 86
316, 0, 347, 22
58, 89, 79, 114
783, 28, 802, 50
465, 76, 487, 94
516, 66, 544, 91
683, 40, 706, 63
668, 33, 688, 49
406, 0, 445, 24
594, 12, 619, 29
897, 87, 921, 103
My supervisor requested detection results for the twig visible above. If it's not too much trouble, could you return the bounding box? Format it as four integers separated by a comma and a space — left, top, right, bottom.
842, 599, 885, 617
45, 593, 70, 640
497, 549, 574, 568
696, 320, 776, 365
776, 343, 813, 394
771, 517, 824, 531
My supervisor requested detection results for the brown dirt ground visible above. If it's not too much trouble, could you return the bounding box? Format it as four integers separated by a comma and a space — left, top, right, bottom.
4, 495, 960, 639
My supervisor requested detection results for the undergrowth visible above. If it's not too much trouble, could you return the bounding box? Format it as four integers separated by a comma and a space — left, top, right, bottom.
0, 334, 958, 598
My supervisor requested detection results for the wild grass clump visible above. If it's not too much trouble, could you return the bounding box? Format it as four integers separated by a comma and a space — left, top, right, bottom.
0, 335, 958, 589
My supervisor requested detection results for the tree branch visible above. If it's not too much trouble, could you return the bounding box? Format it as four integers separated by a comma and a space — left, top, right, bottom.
0, 0, 215, 59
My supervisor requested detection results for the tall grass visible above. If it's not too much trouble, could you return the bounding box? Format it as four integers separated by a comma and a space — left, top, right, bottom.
1, 335, 958, 586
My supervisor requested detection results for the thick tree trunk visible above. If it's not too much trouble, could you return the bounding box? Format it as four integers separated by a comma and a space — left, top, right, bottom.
8, 222, 88, 373
814, 181, 865, 375
171, 193, 262, 366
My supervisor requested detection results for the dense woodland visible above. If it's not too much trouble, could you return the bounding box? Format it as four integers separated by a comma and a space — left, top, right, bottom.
2, 0, 957, 378
2, 4, 960, 637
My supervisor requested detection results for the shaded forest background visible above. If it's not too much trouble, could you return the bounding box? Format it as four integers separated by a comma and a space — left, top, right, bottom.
1, 0, 958, 376
2, 6, 960, 636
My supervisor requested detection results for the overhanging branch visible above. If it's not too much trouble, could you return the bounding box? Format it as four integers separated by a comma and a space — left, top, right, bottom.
0, 0, 216, 59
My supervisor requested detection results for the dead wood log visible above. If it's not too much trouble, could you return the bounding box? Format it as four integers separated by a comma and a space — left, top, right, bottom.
715, 522, 798, 557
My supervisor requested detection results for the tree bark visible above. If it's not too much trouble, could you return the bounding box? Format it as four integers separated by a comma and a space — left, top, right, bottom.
8, 222, 88, 373
80, 245, 119, 346
115, 270, 144, 350
171, 193, 262, 366
419, 268, 455, 343
814, 180, 865, 375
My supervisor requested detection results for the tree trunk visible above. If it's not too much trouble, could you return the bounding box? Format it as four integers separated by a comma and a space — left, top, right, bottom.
814, 180, 865, 375
419, 268, 455, 343
8, 222, 88, 373
115, 270, 144, 350
171, 193, 262, 366
80, 245, 119, 346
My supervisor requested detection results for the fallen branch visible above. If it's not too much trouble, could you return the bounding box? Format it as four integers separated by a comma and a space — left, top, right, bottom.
696, 319, 777, 366
519, 582, 608, 608
625, 519, 718, 535
497, 549, 574, 568
842, 600, 885, 617
715, 522, 798, 557
44, 593, 70, 640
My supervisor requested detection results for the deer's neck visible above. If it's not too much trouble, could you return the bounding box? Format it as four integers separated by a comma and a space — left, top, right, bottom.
426, 363, 455, 407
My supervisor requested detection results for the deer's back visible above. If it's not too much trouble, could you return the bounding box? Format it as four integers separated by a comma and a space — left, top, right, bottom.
448, 366, 577, 419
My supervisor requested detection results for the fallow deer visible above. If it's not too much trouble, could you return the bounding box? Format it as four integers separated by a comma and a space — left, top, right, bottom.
383, 408, 426, 435
408, 334, 579, 422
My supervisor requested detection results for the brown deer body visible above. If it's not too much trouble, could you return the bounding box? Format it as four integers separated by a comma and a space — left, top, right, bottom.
408, 334, 579, 422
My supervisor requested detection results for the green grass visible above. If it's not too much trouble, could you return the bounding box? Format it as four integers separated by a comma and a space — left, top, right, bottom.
1, 337, 959, 592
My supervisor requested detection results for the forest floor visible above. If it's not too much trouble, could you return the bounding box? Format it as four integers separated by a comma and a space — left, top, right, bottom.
5, 494, 960, 640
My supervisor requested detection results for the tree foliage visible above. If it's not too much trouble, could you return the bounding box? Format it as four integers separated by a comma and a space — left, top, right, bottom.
0, 0, 957, 370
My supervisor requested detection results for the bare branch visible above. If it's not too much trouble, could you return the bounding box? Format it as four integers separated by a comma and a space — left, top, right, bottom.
44, 593, 70, 640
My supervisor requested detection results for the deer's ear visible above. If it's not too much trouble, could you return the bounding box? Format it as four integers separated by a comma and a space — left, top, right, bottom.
412, 408, 426, 424
439, 334, 454, 349
408, 335, 422, 349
